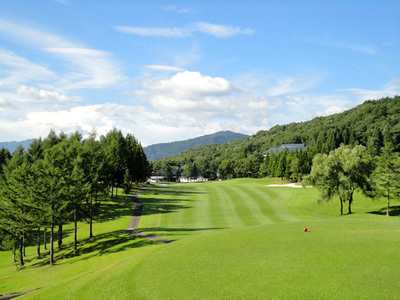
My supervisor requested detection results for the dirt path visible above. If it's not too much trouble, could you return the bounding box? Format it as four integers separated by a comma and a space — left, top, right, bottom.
125, 190, 172, 244
0, 289, 36, 299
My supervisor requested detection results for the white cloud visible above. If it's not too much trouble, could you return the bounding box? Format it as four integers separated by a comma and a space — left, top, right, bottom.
0, 19, 124, 90
44, 47, 124, 89
0, 50, 54, 86
163, 5, 193, 14
315, 105, 347, 116
136, 71, 233, 113
145, 65, 186, 72
193, 22, 254, 38
17, 85, 79, 102
132, 70, 282, 140
114, 22, 254, 38
113, 26, 188, 38
0, 19, 73, 48
305, 36, 377, 55
266, 77, 318, 96
343, 78, 400, 101
144, 71, 232, 97
280, 94, 353, 124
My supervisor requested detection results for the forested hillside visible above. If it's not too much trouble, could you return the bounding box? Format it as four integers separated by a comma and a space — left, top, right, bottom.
143, 131, 248, 160
155, 96, 400, 180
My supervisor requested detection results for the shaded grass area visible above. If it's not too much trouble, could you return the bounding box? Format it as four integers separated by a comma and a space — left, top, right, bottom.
369, 205, 400, 216
0, 187, 160, 297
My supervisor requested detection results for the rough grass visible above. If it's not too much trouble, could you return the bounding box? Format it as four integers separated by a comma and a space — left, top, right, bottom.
0, 179, 398, 299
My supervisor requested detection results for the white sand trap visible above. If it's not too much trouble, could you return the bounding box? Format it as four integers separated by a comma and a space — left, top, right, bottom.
158, 184, 169, 187
266, 183, 311, 188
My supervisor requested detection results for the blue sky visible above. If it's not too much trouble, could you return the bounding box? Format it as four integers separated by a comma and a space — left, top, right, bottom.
0, 0, 399, 145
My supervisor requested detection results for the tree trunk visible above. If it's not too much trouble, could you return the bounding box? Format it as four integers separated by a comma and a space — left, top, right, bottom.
340, 198, 343, 215
37, 227, 41, 258
12, 242, 18, 270
50, 222, 54, 265
19, 236, 24, 266
74, 206, 78, 253
58, 223, 63, 249
116, 186, 118, 199
111, 185, 114, 198
386, 185, 390, 216
44, 227, 47, 250
90, 205, 93, 239
90, 193, 97, 239
22, 231, 26, 257
348, 192, 353, 214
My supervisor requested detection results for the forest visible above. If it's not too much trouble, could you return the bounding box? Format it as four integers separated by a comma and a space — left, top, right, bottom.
154, 96, 400, 181
0, 129, 149, 268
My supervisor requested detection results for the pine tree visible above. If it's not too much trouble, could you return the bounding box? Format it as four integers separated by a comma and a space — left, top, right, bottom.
375, 138, 400, 216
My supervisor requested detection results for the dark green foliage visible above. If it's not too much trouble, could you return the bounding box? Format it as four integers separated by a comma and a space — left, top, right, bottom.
304, 145, 375, 215
374, 137, 400, 216
0, 148, 11, 172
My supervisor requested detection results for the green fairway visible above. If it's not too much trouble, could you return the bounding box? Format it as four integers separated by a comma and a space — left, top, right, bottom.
1, 179, 399, 299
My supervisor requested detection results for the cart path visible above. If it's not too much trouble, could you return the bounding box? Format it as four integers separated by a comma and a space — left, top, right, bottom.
125, 190, 172, 244
0, 289, 36, 300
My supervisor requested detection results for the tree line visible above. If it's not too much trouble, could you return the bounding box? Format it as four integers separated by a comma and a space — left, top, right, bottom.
0, 129, 149, 268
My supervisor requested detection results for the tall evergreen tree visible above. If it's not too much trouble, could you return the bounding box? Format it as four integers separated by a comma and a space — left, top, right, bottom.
374, 138, 400, 216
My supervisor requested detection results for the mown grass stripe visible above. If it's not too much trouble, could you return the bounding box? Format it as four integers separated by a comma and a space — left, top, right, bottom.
213, 183, 247, 228
190, 184, 213, 230
242, 186, 293, 223
208, 182, 246, 228
206, 183, 228, 228
239, 186, 282, 224
223, 185, 261, 226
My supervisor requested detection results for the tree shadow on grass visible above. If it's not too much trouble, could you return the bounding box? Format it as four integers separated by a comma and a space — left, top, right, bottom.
95, 195, 135, 223
29, 230, 154, 268
147, 185, 207, 197
139, 197, 192, 216
368, 206, 400, 216
135, 227, 226, 240
137, 227, 225, 233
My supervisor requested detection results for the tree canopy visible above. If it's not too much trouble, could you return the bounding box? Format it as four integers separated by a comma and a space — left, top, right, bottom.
304, 145, 375, 215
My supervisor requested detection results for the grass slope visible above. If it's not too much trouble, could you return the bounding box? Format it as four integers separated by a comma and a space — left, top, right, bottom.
0, 179, 398, 299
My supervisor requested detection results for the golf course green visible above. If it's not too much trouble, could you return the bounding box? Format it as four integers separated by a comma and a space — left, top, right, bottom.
1, 178, 399, 299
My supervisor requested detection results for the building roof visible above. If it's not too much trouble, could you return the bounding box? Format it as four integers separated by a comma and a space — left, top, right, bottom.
263, 143, 306, 155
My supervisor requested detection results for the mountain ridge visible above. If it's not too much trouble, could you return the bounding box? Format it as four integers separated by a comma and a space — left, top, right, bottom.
0, 139, 35, 154
143, 131, 248, 160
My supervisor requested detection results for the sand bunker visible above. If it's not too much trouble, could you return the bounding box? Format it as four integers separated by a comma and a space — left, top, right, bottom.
266, 183, 311, 188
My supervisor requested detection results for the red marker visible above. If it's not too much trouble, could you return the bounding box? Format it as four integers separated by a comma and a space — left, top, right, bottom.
303, 227, 308, 232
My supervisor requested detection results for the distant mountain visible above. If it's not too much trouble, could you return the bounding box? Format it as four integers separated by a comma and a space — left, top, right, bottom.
0, 139, 35, 154
144, 131, 248, 161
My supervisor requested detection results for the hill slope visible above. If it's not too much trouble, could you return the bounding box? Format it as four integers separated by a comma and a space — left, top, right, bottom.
143, 131, 248, 160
